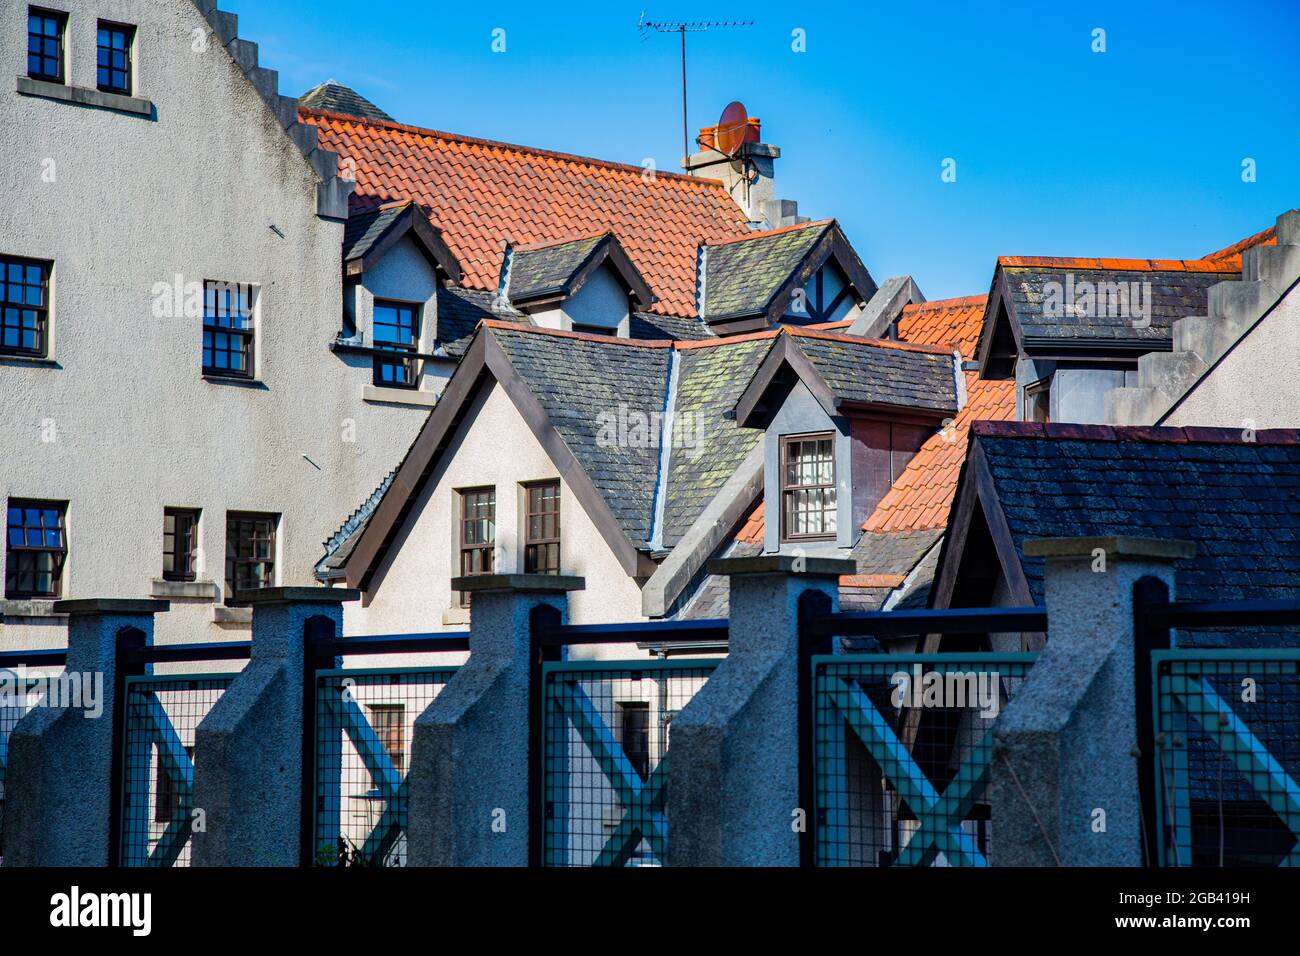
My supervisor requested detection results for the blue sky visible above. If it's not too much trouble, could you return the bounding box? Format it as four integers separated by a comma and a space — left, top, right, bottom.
233, 0, 1299, 299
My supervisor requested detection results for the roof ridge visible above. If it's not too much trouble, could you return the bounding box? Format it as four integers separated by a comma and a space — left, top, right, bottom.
972, 421, 1300, 445
511, 231, 611, 253
707, 218, 834, 246
784, 325, 954, 356
299, 106, 732, 189
903, 293, 987, 311
1204, 223, 1278, 261
997, 255, 1238, 274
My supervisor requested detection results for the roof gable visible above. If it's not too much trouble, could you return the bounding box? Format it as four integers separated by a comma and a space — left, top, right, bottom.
342, 201, 462, 281
506, 233, 652, 310
303, 108, 750, 317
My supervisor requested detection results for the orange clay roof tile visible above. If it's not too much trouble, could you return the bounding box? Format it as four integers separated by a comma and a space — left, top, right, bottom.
303, 108, 751, 318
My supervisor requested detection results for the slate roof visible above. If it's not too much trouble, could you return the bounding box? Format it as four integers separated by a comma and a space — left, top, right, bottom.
630, 312, 713, 341
304, 108, 750, 317
489, 327, 671, 545
341, 203, 407, 262
299, 81, 394, 122
316, 470, 397, 576
792, 334, 958, 413
971, 422, 1300, 645
435, 287, 524, 356
507, 234, 607, 304
995, 260, 1236, 345
701, 220, 831, 320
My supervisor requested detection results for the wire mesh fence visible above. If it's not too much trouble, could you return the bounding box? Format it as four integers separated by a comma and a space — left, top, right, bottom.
120, 674, 235, 867
312, 667, 457, 867
1, 666, 59, 859
542, 658, 719, 867
1153, 650, 1300, 867
813, 653, 1035, 867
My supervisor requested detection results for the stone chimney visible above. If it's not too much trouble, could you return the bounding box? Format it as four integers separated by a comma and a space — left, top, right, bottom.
686, 111, 806, 231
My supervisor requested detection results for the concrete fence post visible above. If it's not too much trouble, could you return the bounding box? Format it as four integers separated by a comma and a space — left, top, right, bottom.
991, 536, 1193, 866
2, 598, 168, 866
406, 574, 584, 867
190, 587, 358, 867
667, 555, 854, 867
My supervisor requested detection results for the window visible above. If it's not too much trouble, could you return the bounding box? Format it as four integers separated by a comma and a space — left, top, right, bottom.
1026, 378, 1051, 424
27, 8, 66, 84
0, 256, 50, 358
523, 481, 560, 575
202, 281, 255, 379
456, 488, 495, 607
154, 745, 193, 823
5, 500, 66, 599
163, 508, 199, 582
571, 322, 617, 337
367, 704, 406, 776
780, 433, 837, 542
618, 702, 651, 780
96, 21, 134, 95
225, 512, 276, 597
372, 301, 419, 388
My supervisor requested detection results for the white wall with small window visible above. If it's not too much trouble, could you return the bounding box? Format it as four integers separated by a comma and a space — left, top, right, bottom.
525, 264, 631, 338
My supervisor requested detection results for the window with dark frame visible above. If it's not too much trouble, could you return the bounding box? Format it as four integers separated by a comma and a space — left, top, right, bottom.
456, 488, 495, 608
154, 745, 194, 823
96, 21, 134, 95
162, 508, 199, 582
367, 704, 406, 776
523, 481, 560, 575
1026, 378, 1051, 424
618, 702, 651, 780
225, 512, 276, 597
202, 281, 255, 379
5, 499, 66, 599
27, 8, 66, 84
780, 433, 837, 542
0, 256, 50, 358
372, 301, 419, 388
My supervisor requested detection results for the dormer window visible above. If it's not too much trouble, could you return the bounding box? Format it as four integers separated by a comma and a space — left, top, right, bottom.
780, 433, 837, 542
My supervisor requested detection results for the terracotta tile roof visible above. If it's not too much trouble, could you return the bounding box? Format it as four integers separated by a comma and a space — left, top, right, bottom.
995, 255, 1238, 274
896, 294, 988, 361
302, 108, 751, 317
1202, 224, 1278, 267
864, 373, 1015, 533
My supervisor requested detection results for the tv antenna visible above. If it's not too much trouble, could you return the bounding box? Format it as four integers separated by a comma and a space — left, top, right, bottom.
639, 15, 753, 172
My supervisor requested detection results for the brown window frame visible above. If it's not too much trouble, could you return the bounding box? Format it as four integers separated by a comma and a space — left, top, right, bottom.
202, 280, 256, 380
225, 511, 276, 599
367, 703, 406, 776
163, 508, 199, 583
456, 487, 495, 607
780, 432, 837, 543
5, 498, 67, 599
523, 480, 561, 575
0, 255, 51, 358
371, 300, 420, 389
618, 701, 651, 781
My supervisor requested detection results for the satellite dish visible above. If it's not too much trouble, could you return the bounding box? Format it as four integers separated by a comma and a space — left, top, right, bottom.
714, 101, 750, 157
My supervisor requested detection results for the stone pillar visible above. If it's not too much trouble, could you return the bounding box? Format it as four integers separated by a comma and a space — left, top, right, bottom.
2, 599, 168, 866
991, 536, 1193, 866
191, 587, 357, 867
667, 555, 854, 867
406, 574, 583, 867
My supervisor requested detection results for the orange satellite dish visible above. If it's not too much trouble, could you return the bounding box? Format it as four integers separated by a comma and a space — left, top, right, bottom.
714, 101, 750, 157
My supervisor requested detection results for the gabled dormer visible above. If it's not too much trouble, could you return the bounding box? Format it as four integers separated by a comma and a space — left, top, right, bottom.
733, 329, 959, 552
698, 220, 878, 335
499, 232, 653, 338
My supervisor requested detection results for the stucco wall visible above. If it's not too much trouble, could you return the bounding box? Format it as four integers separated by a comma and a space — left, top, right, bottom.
346, 379, 645, 642
527, 264, 630, 337
1164, 283, 1300, 429
0, 1, 426, 650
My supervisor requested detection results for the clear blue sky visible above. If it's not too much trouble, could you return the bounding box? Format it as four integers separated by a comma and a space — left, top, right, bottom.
232, 0, 1299, 299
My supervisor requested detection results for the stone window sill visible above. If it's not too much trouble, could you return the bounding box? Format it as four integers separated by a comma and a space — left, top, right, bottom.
363, 384, 438, 408
213, 606, 252, 626
0, 352, 58, 368
203, 374, 267, 390
151, 578, 221, 601
17, 75, 154, 117
441, 607, 470, 626
0, 598, 66, 620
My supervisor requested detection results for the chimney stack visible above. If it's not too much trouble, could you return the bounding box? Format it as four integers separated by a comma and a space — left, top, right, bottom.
686, 109, 806, 231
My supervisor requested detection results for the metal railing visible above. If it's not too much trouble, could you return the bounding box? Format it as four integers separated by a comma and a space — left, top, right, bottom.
529, 609, 727, 867
305, 629, 469, 867
798, 592, 1046, 867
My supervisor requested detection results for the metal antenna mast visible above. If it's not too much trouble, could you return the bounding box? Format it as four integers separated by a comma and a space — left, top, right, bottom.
639, 15, 753, 172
